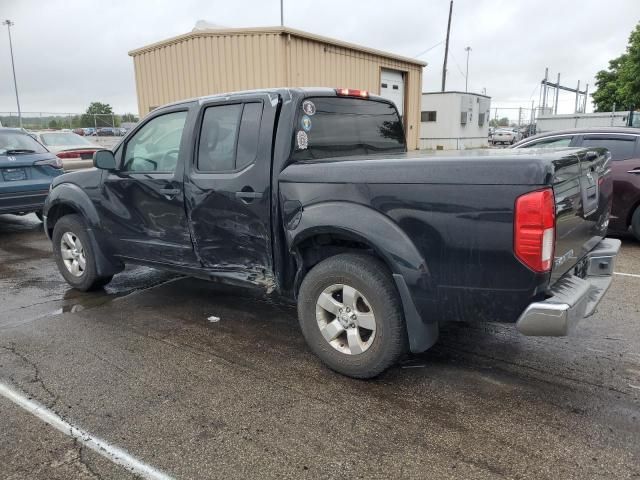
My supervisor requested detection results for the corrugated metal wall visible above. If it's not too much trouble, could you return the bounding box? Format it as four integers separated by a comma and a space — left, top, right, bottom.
133, 32, 285, 113
131, 31, 423, 149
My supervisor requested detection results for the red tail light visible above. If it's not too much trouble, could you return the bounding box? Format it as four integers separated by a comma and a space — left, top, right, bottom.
514, 188, 555, 272
335, 88, 369, 98
56, 151, 81, 159
56, 149, 97, 159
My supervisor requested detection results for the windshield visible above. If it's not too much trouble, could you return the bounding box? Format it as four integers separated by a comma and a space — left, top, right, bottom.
40, 132, 92, 146
0, 130, 48, 155
291, 97, 406, 161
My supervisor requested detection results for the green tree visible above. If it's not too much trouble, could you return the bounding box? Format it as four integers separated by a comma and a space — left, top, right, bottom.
593, 23, 640, 112
86, 102, 114, 115
48, 119, 59, 129
81, 102, 114, 128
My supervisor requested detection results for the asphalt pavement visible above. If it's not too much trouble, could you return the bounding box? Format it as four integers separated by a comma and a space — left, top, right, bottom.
1, 213, 639, 479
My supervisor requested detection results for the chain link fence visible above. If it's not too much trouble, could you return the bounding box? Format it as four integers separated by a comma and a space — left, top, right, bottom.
489, 107, 540, 137
0, 112, 138, 132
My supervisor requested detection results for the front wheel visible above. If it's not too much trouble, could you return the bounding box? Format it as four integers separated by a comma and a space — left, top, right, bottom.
52, 214, 113, 291
297, 253, 408, 378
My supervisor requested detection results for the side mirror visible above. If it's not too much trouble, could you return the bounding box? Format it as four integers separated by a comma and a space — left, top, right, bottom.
94, 150, 117, 170
585, 150, 599, 162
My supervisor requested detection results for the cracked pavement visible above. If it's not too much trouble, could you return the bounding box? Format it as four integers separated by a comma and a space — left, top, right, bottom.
1, 213, 639, 479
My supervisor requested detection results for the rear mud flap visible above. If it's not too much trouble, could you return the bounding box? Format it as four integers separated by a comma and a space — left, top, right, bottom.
393, 274, 439, 353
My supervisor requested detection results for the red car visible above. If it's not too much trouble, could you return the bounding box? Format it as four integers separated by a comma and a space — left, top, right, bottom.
513, 127, 640, 240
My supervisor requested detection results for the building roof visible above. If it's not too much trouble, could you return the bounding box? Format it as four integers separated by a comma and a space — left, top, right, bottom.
128, 26, 427, 67
422, 90, 491, 99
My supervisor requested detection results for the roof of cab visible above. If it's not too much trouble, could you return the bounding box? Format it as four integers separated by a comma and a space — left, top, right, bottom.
153, 87, 386, 111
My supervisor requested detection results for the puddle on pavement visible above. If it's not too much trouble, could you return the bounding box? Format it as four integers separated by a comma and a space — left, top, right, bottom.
29, 268, 180, 321
32, 290, 128, 321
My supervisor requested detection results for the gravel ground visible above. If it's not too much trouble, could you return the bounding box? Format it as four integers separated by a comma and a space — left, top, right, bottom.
1, 213, 639, 479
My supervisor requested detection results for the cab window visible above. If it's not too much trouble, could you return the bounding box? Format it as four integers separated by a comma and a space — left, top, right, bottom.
291, 97, 406, 161
122, 111, 187, 173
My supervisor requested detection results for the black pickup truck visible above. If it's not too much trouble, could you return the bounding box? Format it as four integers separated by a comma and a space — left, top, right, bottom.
43, 87, 620, 378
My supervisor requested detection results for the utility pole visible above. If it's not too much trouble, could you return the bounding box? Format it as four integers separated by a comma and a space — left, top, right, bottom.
583, 83, 589, 113
3, 20, 22, 128
441, 0, 453, 92
574, 80, 580, 113
280, 0, 284, 26
553, 72, 560, 114
541, 67, 549, 112
530, 100, 535, 136
464, 46, 471, 92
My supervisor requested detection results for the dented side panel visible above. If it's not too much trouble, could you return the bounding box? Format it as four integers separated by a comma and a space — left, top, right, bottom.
183, 93, 280, 290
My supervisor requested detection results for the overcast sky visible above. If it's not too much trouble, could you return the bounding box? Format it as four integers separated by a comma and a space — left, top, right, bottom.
0, 0, 638, 119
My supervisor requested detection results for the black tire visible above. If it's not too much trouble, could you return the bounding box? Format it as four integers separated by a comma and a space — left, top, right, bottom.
35, 211, 44, 222
52, 214, 113, 291
297, 253, 408, 378
631, 206, 640, 242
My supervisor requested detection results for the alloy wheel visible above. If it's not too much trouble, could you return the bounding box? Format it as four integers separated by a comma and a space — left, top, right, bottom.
60, 232, 86, 277
315, 284, 377, 355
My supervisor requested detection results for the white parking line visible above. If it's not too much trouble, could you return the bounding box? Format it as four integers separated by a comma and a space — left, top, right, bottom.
0, 382, 174, 480
614, 272, 640, 279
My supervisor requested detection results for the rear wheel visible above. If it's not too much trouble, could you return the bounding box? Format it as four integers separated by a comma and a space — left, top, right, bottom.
52, 214, 113, 291
297, 253, 408, 378
631, 206, 640, 242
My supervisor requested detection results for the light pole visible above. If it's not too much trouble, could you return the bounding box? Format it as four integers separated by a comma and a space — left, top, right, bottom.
280, 0, 284, 26
3, 19, 22, 128
464, 46, 472, 92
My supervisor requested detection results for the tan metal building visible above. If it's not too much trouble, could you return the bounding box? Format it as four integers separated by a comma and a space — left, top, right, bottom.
128, 27, 426, 149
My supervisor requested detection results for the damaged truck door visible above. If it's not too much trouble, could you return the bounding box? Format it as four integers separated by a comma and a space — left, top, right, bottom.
185, 95, 275, 283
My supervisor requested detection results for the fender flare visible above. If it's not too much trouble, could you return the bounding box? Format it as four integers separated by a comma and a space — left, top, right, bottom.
287, 201, 438, 353
44, 183, 102, 229
44, 183, 122, 278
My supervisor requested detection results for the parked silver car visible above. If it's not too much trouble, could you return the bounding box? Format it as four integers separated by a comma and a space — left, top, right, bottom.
30, 131, 104, 170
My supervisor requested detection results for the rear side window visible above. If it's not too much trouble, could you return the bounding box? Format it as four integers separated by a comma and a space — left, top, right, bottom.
522, 137, 573, 149
236, 103, 263, 169
291, 97, 406, 161
580, 136, 637, 160
197, 102, 263, 172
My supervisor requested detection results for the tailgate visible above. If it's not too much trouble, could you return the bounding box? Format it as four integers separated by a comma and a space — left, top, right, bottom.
550, 147, 612, 283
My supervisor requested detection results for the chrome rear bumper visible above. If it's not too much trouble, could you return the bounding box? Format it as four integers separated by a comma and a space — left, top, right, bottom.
516, 238, 621, 336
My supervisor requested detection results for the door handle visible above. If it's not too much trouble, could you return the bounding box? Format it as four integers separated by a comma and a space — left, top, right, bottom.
235, 191, 263, 199
235, 187, 263, 203
159, 188, 180, 198
627, 168, 640, 174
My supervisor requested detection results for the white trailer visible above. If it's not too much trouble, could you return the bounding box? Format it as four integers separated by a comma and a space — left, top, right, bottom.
536, 111, 638, 133
420, 91, 491, 150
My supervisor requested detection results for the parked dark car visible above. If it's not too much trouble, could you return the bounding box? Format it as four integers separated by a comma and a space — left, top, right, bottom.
513, 127, 640, 240
43, 88, 619, 378
0, 128, 63, 220
96, 127, 115, 136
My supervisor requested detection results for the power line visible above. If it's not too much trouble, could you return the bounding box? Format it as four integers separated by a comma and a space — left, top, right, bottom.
448, 51, 466, 78
413, 39, 444, 58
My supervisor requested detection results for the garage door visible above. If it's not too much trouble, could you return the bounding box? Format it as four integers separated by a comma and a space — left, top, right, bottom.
380, 69, 405, 117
